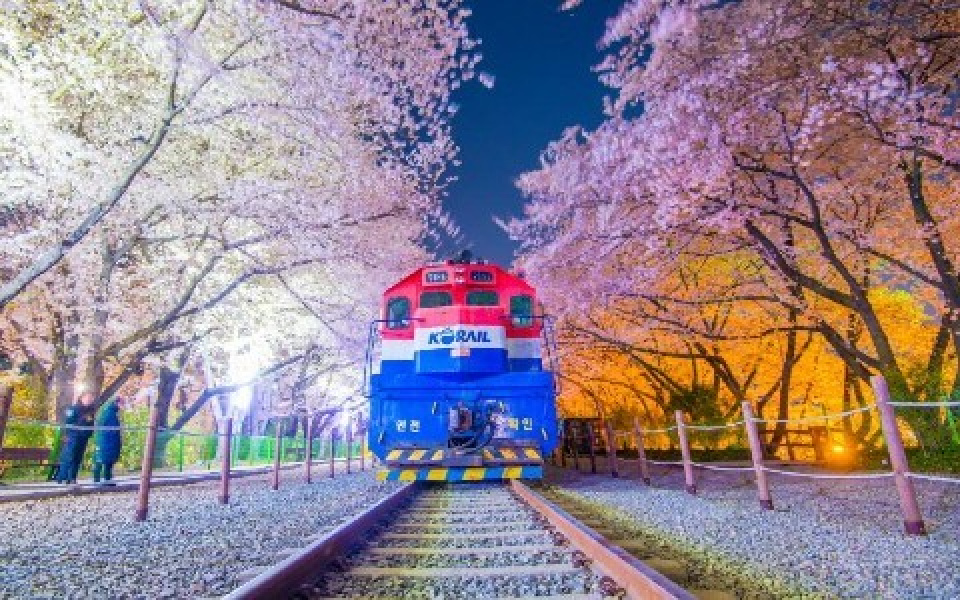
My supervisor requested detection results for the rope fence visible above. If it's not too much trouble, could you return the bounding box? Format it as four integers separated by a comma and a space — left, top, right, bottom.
0, 391, 373, 522
554, 375, 960, 535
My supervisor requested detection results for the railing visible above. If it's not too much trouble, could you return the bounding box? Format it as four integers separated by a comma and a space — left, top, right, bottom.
0, 393, 374, 521
0, 417, 365, 482
554, 375, 960, 536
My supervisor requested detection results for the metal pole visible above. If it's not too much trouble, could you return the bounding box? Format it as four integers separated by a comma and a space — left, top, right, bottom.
586, 421, 597, 474
177, 431, 184, 473
559, 428, 567, 467
271, 418, 282, 491
675, 410, 696, 495
329, 428, 337, 478
359, 431, 365, 471
571, 425, 580, 471
346, 423, 352, 475
742, 402, 773, 509
0, 385, 13, 451
134, 400, 160, 522
871, 375, 926, 535
633, 417, 651, 485
604, 420, 619, 478
219, 417, 232, 505
305, 415, 313, 484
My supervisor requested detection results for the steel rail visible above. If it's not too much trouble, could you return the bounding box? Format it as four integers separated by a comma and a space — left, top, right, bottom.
225, 482, 419, 599
511, 480, 695, 600
225, 480, 696, 599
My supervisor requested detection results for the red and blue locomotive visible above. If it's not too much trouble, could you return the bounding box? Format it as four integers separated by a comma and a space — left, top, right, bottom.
367, 254, 558, 482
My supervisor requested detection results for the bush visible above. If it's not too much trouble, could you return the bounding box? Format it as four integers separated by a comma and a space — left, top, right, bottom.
862, 445, 960, 475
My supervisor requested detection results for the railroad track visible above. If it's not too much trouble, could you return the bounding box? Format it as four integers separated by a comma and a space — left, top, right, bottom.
226, 481, 693, 600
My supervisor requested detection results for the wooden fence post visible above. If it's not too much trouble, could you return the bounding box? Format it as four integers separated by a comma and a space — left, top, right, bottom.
742, 403, 773, 509
305, 415, 313, 484
271, 418, 282, 491
676, 410, 696, 495
134, 400, 160, 522
604, 420, 619, 478
633, 417, 651, 485
329, 427, 337, 478
871, 375, 926, 535
0, 385, 13, 451
219, 417, 232, 505
586, 421, 598, 474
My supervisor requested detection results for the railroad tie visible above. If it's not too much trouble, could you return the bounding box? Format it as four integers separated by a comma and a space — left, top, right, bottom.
345, 564, 582, 577
366, 544, 568, 556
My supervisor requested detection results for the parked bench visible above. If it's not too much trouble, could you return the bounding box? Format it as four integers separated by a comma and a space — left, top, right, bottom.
0, 447, 55, 478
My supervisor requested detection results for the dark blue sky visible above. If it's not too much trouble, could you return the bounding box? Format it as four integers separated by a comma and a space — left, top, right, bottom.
436, 1, 620, 266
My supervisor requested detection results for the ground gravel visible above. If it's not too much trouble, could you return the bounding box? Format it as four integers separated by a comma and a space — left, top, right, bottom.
549, 463, 960, 599
0, 469, 401, 599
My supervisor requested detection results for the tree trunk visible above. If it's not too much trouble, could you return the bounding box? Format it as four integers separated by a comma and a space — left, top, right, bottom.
47, 311, 79, 421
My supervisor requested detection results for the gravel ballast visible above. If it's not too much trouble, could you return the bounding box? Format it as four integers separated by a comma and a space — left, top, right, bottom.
306, 483, 616, 599
548, 464, 960, 599
0, 469, 401, 599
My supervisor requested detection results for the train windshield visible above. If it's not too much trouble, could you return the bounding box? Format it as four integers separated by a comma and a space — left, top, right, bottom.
420, 291, 453, 308
385, 297, 411, 328
466, 290, 499, 306
510, 295, 534, 326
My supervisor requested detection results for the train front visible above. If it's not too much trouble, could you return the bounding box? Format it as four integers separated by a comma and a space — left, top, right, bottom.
367, 258, 558, 482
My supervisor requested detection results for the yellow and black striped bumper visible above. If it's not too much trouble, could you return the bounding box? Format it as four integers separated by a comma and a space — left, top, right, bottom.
377, 465, 543, 482
384, 446, 543, 465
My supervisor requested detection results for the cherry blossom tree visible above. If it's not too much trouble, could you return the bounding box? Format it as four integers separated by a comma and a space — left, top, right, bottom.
1, 0, 479, 423
507, 0, 960, 444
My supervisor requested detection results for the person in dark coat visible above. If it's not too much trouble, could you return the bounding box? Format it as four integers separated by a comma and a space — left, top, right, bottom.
56, 392, 97, 484
93, 399, 122, 485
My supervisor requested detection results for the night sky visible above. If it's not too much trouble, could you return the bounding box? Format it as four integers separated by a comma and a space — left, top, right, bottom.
437, 1, 621, 266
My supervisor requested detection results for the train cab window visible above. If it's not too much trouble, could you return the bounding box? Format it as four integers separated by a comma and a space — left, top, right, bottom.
420, 291, 453, 308
466, 290, 499, 306
510, 295, 534, 327
385, 297, 411, 329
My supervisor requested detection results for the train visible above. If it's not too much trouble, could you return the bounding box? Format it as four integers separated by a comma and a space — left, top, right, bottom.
366, 253, 558, 482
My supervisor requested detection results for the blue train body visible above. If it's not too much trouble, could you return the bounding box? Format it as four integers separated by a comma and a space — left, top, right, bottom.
367, 258, 558, 482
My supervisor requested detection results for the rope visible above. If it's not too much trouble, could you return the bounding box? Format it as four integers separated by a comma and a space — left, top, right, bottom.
762, 466, 894, 480
887, 401, 960, 408
907, 473, 960, 485
686, 420, 745, 431
753, 405, 874, 424
7, 418, 151, 432
692, 462, 755, 472
643, 426, 679, 434
7, 417, 230, 437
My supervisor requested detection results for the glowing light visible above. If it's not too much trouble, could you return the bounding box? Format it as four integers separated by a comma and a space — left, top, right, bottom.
832, 445, 845, 454
225, 338, 270, 417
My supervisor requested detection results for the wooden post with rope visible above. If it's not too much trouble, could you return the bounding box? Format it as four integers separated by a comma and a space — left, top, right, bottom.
271, 417, 282, 491
872, 375, 926, 535
633, 417, 651, 484
676, 410, 696, 495
134, 400, 160, 521
219, 417, 232, 505
742, 403, 773, 509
